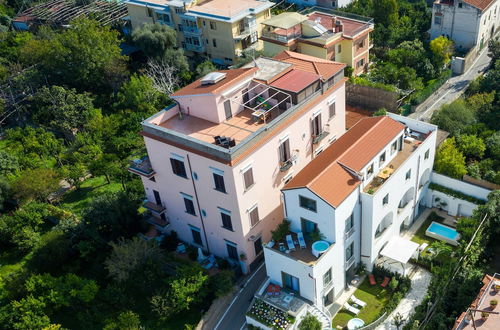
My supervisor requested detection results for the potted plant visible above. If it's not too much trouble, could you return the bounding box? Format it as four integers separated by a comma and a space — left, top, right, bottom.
490, 299, 498, 309
240, 253, 247, 261
481, 311, 489, 321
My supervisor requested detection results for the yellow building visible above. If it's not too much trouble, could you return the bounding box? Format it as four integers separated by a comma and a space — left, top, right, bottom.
124, 0, 273, 65
260, 10, 374, 75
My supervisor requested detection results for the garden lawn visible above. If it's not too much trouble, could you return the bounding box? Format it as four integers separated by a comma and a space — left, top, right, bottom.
331, 278, 391, 328
58, 176, 122, 215
410, 211, 444, 256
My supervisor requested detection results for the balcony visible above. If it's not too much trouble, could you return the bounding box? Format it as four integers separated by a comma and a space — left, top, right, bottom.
344, 227, 355, 240
146, 214, 170, 232
345, 254, 355, 269
143, 201, 166, 216
312, 129, 330, 144
182, 25, 202, 35
398, 199, 413, 214
184, 43, 205, 52
128, 156, 155, 178
261, 31, 301, 43
279, 159, 294, 172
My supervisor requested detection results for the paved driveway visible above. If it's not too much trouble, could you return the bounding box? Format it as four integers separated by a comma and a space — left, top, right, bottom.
214, 263, 267, 330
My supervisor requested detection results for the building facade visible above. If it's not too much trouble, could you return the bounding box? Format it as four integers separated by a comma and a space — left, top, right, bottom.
260, 10, 374, 75
124, 0, 273, 65
429, 0, 498, 50
129, 51, 348, 273
263, 115, 437, 312
284, 0, 354, 10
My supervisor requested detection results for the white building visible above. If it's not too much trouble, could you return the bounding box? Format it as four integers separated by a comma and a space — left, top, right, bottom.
262, 114, 437, 312
429, 0, 498, 50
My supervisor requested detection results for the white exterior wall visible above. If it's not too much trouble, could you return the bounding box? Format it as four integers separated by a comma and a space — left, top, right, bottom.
429, 1, 498, 49
431, 171, 491, 200
265, 186, 360, 309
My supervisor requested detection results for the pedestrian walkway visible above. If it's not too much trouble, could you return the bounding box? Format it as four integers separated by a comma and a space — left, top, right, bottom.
376, 268, 431, 330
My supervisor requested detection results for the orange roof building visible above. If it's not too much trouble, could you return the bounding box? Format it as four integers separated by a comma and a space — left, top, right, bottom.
262, 113, 438, 313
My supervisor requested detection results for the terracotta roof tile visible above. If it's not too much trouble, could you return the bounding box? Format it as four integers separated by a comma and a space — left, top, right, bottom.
269, 69, 320, 93
273, 51, 345, 80
463, 0, 495, 11
283, 116, 405, 207
171, 68, 257, 97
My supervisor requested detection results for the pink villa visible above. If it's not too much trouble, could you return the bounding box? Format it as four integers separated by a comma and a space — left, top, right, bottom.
129, 51, 347, 273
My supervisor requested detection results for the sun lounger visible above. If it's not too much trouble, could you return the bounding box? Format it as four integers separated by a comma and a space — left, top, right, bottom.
418, 243, 428, 252
297, 232, 306, 249
381, 276, 390, 288
344, 302, 360, 315
176, 243, 186, 254
369, 274, 376, 285
286, 234, 296, 251
350, 294, 366, 308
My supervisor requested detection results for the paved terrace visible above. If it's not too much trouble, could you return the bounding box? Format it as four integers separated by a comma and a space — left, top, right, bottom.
460, 274, 500, 330
267, 232, 334, 266
160, 108, 284, 145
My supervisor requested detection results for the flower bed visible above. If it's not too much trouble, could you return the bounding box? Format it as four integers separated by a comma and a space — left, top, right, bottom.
247, 298, 295, 329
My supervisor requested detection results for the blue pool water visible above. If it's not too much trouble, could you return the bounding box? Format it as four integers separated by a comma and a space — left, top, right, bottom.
427, 222, 459, 240
312, 240, 329, 252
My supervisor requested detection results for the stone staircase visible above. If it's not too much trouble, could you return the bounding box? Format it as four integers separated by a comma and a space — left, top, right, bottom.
307, 305, 332, 330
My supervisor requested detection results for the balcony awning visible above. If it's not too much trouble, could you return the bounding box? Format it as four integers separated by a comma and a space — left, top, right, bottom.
380, 236, 419, 264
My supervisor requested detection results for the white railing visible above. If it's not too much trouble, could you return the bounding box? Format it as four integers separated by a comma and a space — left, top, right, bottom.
344, 227, 355, 240
345, 255, 355, 269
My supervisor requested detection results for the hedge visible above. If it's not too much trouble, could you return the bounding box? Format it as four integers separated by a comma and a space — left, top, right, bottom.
410, 69, 452, 105
428, 182, 486, 205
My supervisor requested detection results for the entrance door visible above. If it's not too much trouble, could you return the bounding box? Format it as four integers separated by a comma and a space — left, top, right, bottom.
282, 272, 300, 294
254, 236, 263, 256
224, 100, 232, 119
153, 190, 162, 205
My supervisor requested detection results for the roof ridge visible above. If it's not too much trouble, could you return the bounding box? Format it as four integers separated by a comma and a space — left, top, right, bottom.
306, 116, 386, 189
312, 61, 321, 77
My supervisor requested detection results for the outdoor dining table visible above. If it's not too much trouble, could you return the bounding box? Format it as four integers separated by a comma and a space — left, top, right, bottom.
377, 167, 395, 179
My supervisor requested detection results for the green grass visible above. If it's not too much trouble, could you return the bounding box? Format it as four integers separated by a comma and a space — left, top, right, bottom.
59, 176, 122, 215
332, 278, 391, 328
410, 211, 445, 256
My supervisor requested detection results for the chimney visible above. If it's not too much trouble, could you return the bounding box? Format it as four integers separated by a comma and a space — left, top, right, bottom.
335, 20, 343, 33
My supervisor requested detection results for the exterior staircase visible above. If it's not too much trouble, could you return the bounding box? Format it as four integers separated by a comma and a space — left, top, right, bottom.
307, 305, 332, 330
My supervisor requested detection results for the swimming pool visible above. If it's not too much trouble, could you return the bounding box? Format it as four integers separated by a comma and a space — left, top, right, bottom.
425, 221, 460, 246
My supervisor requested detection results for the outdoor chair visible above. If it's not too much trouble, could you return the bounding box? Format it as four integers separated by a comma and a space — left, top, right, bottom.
297, 232, 306, 249
381, 276, 391, 288
369, 274, 376, 285
343, 302, 360, 315
350, 294, 366, 308
286, 235, 296, 251
201, 255, 217, 270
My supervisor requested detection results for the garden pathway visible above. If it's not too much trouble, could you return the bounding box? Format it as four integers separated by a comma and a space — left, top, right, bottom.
375, 268, 431, 330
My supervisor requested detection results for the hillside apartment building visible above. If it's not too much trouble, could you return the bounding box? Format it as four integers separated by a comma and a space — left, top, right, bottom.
262, 114, 437, 314
129, 51, 348, 272
429, 0, 498, 49
260, 10, 374, 75
284, 0, 354, 9
124, 0, 273, 65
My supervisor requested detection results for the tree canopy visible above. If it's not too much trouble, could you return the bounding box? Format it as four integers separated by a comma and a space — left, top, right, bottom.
434, 138, 467, 179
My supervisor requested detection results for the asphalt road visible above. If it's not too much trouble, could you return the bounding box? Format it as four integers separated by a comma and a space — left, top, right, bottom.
214, 263, 267, 330
410, 44, 493, 122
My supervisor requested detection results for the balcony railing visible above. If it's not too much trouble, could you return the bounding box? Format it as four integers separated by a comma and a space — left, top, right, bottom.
279, 159, 293, 172
146, 215, 170, 232
344, 227, 355, 240
128, 156, 155, 178
312, 129, 330, 144
143, 201, 166, 215
184, 43, 205, 52
345, 254, 355, 269
261, 31, 301, 43
182, 25, 202, 35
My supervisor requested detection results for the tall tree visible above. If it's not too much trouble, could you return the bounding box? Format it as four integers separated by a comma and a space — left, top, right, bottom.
30, 86, 99, 140
21, 19, 128, 93
434, 138, 467, 179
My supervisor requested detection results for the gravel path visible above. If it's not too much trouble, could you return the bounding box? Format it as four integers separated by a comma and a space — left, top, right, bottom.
376, 268, 431, 330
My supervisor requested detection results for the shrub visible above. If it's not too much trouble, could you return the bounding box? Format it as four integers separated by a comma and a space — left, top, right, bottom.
298, 313, 322, 330
271, 219, 291, 242
389, 277, 399, 291
210, 270, 234, 298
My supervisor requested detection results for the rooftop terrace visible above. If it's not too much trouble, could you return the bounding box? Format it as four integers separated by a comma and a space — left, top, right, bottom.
266, 231, 334, 266
363, 131, 428, 194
